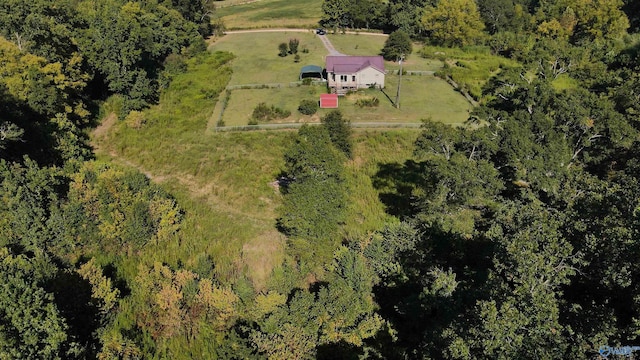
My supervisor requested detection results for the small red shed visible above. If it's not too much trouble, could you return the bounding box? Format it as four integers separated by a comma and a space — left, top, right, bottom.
320, 93, 338, 108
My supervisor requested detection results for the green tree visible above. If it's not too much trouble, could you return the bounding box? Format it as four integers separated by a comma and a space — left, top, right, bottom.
321, 0, 350, 32
421, 0, 486, 46
0, 248, 77, 359
477, 0, 530, 33
75, 0, 200, 114
251, 247, 384, 359
0, 158, 60, 251
321, 110, 353, 158
288, 38, 300, 54
165, 0, 216, 35
381, 30, 413, 61
387, 0, 427, 36
347, 0, 386, 29
278, 127, 346, 236
536, 0, 629, 42
278, 43, 288, 57
448, 202, 577, 359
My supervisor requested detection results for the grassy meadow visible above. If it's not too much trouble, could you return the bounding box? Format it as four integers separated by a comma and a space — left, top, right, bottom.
419, 45, 521, 100
215, 77, 471, 126
215, 0, 322, 29
209, 32, 472, 126
209, 32, 326, 85
95, 50, 423, 291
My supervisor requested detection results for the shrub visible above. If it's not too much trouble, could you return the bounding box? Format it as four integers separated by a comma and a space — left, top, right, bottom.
252, 103, 272, 120
355, 97, 380, 108
289, 38, 300, 54
278, 43, 288, 57
321, 110, 353, 158
302, 78, 313, 85
298, 99, 318, 115
251, 102, 291, 123
294, 54, 301, 63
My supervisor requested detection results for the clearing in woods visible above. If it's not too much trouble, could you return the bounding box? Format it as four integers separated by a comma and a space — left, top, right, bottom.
208, 32, 473, 127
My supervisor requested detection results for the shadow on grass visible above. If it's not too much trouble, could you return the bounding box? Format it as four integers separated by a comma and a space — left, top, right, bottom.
379, 88, 396, 107
371, 160, 428, 219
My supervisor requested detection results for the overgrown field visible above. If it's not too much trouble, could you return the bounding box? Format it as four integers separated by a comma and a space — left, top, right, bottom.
96, 51, 421, 291
215, 0, 322, 29
420, 45, 521, 100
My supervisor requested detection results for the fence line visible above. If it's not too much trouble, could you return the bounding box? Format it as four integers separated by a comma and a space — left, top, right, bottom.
214, 122, 423, 132
225, 80, 326, 90
216, 90, 232, 127
388, 70, 435, 76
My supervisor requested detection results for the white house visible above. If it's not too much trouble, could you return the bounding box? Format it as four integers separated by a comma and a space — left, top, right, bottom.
325, 56, 385, 95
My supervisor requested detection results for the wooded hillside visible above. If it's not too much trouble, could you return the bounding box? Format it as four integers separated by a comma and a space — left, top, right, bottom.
2, 0, 640, 358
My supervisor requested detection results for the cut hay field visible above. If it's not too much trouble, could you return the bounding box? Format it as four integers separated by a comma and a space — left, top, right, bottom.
215, 0, 322, 29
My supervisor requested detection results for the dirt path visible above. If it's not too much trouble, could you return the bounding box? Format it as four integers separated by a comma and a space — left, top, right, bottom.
317, 33, 344, 56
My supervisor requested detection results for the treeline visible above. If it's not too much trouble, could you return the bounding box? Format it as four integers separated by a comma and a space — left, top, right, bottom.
322, 0, 637, 45
0, 0, 215, 358
0, 0, 213, 162
3, 0, 640, 358
367, 68, 640, 357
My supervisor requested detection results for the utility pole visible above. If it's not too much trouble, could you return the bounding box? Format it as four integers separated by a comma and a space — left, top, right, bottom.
395, 54, 405, 109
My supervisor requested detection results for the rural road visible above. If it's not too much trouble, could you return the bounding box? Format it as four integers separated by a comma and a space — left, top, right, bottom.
224, 29, 388, 36
223, 29, 386, 56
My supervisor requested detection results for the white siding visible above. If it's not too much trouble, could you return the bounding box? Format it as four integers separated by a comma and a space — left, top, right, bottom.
356, 66, 384, 89
327, 66, 385, 92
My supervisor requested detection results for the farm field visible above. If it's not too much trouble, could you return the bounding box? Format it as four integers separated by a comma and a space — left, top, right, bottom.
215, 0, 322, 29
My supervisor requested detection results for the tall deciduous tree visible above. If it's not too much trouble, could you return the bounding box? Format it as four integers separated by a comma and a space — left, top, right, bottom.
321, 0, 350, 32
278, 126, 346, 237
321, 110, 353, 158
536, 0, 629, 42
0, 248, 77, 359
421, 0, 486, 46
381, 30, 413, 61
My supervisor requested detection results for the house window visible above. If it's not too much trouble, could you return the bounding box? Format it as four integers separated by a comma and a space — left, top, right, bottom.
352, 75, 356, 81
340, 75, 347, 81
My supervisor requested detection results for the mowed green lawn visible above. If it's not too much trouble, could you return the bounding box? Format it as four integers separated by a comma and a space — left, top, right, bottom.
209, 32, 326, 85
210, 32, 471, 126
215, 0, 322, 29
327, 34, 444, 72
219, 76, 471, 126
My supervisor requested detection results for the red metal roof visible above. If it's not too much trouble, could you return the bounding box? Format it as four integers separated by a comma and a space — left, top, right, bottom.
320, 94, 338, 108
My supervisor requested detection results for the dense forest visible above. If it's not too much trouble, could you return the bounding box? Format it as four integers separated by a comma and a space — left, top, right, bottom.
2, 0, 640, 359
